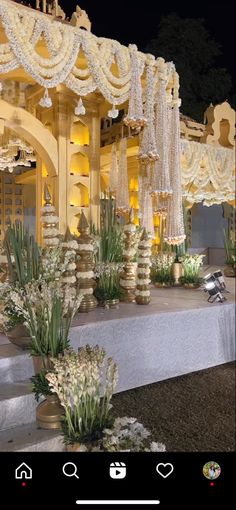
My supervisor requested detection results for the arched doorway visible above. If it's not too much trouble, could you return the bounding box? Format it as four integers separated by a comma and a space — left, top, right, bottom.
0, 99, 58, 243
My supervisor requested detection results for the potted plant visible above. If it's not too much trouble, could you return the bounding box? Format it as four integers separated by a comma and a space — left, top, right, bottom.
179, 254, 205, 288
46, 346, 166, 452
223, 228, 236, 277
172, 245, 185, 285
94, 263, 124, 307
151, 253, 175, 287
2, 223, 41, 348
46, 346, 118, 450
9, 281, 83, 428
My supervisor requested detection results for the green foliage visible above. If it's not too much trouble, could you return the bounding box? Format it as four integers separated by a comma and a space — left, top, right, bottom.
179, 275, 203, 285
223, 228, 235, 266
94, 264, 124, 302
4, 222, 40, 286
146, 14, 233, 121
62, 415, 114, 445
31, 370, 52, 402
97, 197, 123, 263
29, 294, 70, 357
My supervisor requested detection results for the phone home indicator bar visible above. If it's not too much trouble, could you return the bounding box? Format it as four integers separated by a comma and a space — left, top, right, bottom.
76, 501, 160, 505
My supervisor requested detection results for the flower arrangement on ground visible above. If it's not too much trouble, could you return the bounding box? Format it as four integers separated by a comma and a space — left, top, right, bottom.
151, 252, 175, 287
179, 253, 205, 287
46, 345, 166, 452
94, 263, 124, 305
46, 346, 118, 445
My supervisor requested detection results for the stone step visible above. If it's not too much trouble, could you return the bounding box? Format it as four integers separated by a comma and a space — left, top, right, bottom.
0, 381, 37, 430
0, 344, 34, 384
0, 422, 64, 452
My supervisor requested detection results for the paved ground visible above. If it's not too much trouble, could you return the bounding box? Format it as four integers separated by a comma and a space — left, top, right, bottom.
112, 362, 236, 452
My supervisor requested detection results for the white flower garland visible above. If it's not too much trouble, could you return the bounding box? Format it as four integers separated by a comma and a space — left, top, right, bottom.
137, 257, 150, 264
80, 288, 93, 295
62, 275, 77, 284
137, 267, 150, 275
135, 290, 150, 297
119, 278, 136, 287
138, 250, 152, 257
0, 0, 178, 106
44, 237, 60, 246
41, 215, 59, 225
77, 243, 94, 251
123, 223, 136, 233
136, 277, 151, 285
77, 271, 94, 279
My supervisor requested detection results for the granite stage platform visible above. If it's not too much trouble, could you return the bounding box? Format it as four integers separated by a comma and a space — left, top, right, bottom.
0, 267, 235, 395
70, 268, 235, 393
0, 267, 235, 451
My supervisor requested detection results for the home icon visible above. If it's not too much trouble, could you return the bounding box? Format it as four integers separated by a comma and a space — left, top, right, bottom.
15, 463, 32, 480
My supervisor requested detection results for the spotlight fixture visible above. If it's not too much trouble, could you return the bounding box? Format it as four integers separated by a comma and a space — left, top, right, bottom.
212, 270, 226, 291
204, 274, 226, 303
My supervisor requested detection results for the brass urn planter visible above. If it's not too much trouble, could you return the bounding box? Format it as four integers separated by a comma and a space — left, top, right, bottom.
6, 324, 31, 350
36, 394, 64, 430
172, 262, 183, 285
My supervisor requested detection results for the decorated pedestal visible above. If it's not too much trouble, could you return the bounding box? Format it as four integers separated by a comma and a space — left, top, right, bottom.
61, 227, 77, 295
41, 184, 60, 248
120, 210, 137, 302
76, 212, 97, 312
135, 229, 151, 305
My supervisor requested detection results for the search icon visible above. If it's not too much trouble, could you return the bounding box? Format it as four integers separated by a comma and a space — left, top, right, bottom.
62, 462, 79, 479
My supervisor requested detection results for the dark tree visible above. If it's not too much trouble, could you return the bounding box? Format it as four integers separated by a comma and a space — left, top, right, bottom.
146, 14, 233, 121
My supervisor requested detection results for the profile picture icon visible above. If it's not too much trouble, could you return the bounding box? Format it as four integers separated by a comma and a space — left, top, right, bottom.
203, 461, 221, 480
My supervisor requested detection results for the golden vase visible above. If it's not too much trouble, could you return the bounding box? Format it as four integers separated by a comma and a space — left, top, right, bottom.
36, 394, 64, 430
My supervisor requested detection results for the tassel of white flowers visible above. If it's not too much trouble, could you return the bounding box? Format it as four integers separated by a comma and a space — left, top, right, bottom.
135, 228, 151, 305
164, 73, 186, 245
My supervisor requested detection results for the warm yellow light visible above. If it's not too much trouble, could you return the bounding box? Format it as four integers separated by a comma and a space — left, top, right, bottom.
70, 152, 89, 176
42, 164, 48, 177
153, 215, 160, 227
70, 120, 90, 145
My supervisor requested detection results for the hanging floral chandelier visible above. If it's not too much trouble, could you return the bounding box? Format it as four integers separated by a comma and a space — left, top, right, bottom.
0, 132, 35, 172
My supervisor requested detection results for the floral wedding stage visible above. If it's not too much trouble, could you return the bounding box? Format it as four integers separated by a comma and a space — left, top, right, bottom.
0, 0, 235, 452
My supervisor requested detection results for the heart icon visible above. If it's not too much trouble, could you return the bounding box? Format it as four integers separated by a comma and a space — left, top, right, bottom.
156, 463, 174, 479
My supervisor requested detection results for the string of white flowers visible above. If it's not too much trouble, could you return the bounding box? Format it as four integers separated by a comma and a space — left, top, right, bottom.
138, 55, 158, 164
116, 137, 130, 213
137, 267, 151, 275
135, 231, 152, 301
78, 243, 94, 251
151, 59, 172, 197
164, 76, 186, 246
81, 288, 94, 295
76, 271, 94, 279
123, 44, 146, 129
119, 278, 137, 287
123, 223, 136, 233
109, 142, 118, 192
136, 290, 150, 297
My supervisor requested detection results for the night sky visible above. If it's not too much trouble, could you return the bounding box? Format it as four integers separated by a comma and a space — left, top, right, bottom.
60, 0, 235, 85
